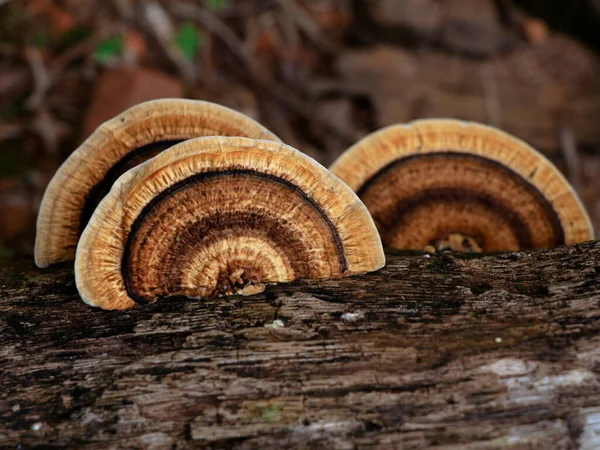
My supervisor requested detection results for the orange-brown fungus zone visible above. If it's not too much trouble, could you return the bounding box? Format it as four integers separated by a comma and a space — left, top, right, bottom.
357, 152, 563, 251
74, 137, 384, 310
124, 170, 345, 303
35, 99, 280, 268
331, 120, 593, 252
80, 140, 182, 233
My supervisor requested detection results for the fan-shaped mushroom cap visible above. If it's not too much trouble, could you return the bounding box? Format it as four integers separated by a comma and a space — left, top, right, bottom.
330, 119, 593, 251
75, 136, 385, 310
35, 99, 280, 268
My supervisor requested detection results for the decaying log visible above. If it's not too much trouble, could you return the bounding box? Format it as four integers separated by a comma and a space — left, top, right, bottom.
1, 242, 600, 449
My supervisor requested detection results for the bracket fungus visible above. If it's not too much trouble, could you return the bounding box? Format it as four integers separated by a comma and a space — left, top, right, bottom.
35, 98, 280, 268
74, 136, 385, 310
330, 119, 593, 252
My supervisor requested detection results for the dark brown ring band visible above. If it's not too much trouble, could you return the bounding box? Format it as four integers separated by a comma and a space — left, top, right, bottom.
122, 169, 348, 303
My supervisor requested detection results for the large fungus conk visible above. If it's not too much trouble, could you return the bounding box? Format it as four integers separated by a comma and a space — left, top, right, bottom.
75, 136, 385, 310
35, 99, 280, 268
330, 119, 593, 252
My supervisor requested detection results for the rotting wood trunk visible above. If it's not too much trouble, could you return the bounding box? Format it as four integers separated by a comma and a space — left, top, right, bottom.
1, 242, 600, 449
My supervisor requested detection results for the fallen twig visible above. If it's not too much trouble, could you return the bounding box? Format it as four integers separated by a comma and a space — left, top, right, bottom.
17, 35, 102, 112
168, 2, 253, 67
143, 1, 196, 83
168, 2, 359, 144
24, 47, 51, 110
289, 0, 336, 54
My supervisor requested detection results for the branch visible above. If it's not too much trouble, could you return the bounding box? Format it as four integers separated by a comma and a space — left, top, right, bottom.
2, 241, 600, 448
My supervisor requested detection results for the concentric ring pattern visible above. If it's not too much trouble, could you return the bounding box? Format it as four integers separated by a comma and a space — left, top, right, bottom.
75, 136, 384, 310
35, 99, 280, 267
331, 119, 593, 251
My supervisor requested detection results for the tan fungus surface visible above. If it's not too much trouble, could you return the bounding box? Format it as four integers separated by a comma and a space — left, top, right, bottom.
75, 136, 385, 310
330, 119, 593, 251
35, 98, 280, 268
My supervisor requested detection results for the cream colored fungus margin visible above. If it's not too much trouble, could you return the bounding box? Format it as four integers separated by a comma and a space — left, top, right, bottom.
35, 98, 280, 268
330, 119, 593, 245
75, 136, 385, 310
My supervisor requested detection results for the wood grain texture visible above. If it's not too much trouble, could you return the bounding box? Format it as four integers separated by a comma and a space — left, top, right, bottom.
2, 242, 600, 449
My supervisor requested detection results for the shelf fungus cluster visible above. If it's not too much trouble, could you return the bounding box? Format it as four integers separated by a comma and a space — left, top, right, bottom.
331, 119, 593, 252
35, 100, 384, 310
35, 99, 280, 268
74, 137, 384, 310
36, 103, 593, 310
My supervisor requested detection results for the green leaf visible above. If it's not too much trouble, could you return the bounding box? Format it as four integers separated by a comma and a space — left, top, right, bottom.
58, 26, 93, 52
206, 0, 231, 11
33, 31, 48, 48
93, 36, 123, 63
173, 22, 202, 61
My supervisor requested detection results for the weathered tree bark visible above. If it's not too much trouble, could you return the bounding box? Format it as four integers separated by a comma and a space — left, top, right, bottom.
1, 242, 600, 449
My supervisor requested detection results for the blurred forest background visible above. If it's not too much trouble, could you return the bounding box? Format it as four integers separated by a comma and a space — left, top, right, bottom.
1, 0, 600, 258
